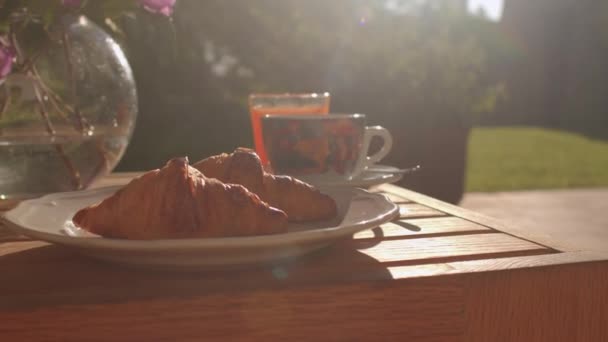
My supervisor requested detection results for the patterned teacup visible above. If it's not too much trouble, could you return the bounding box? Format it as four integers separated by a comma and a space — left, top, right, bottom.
261, 114, 392, 181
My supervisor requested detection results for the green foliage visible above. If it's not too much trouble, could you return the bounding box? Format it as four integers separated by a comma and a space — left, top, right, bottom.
116, 0, 508, 169
492, 1, 608, 140
0, 0, 153, 88
180, 0, 500, 124
23, 0, 62, 28
0, 0, 140, 35
81, 0, 138, 39
467, 127, 608, 192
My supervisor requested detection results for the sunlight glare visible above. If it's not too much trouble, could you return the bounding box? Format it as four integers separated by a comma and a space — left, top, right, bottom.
467, 0, 504, 21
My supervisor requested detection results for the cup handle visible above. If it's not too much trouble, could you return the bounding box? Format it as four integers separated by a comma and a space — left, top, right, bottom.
351, 126, 393, 179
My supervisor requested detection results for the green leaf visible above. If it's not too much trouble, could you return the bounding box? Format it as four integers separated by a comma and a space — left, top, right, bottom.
24, 0, 62, 28
14, 18, 50, 57
25, 0, 59, 16
0, 17, 9, 34
103, 17, 126, 40
101, 0, 137, 19
0, 0, 25, 23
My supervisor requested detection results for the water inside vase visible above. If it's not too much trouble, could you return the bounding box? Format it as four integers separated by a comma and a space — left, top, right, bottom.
0, 129, 129, 200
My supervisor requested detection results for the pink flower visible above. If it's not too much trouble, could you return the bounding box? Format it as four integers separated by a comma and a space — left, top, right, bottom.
0, 42, 15, 82
139, 0, 176, 16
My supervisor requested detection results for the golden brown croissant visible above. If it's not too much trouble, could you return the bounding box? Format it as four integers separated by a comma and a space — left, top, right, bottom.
193, 148, 337, 222
72, 157, 288, 239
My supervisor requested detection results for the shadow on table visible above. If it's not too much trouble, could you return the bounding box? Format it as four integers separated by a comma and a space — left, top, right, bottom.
0, 240, 392, 310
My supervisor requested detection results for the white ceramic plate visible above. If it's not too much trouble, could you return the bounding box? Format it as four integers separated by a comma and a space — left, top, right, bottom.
298, 165, 404, 188
1, 186, 398, 270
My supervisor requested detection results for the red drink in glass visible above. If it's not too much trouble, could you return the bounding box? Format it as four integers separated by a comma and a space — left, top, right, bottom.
249, 93, 330, 164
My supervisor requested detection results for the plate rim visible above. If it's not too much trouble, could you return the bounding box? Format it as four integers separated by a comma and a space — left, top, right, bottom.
1, 185, 398, 251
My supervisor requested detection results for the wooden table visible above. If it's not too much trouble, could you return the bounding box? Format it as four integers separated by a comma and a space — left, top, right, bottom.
1, 174, 607, 341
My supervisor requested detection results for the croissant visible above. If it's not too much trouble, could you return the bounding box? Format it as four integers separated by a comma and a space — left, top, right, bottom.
72, 157, 288, 239
193, 148, 337, 222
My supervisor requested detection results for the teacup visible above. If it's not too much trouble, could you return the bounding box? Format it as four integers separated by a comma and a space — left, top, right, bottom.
261, 114, 392, 181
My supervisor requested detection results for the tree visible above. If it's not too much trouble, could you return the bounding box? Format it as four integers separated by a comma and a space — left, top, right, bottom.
498, 0, 608, 137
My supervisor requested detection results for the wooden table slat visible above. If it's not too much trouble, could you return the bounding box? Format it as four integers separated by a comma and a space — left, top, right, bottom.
355, 233, 553, 265
354, 217, 493, 240
399, 203, 448, 219
382, 184, 564, 252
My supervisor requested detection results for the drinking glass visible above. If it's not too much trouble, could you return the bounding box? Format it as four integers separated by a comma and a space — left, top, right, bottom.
248, 92, 330, 164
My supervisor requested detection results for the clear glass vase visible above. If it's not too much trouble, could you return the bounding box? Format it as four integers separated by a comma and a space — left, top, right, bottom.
0, 15, 137, 201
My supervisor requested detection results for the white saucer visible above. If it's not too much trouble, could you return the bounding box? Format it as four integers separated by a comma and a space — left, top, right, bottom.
1, 185, 398, 270
298, 165, 404, 188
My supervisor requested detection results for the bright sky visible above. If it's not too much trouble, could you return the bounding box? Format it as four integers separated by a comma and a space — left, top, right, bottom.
467, 0, 504, 21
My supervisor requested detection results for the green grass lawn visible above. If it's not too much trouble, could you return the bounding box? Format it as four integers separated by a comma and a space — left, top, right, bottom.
466, 127, 608, 192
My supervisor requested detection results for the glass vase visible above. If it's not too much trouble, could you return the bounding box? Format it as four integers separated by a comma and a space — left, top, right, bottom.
0, 15, 137, 201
